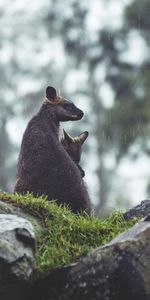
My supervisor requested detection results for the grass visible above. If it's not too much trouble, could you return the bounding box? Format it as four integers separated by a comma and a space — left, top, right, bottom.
0, 191, 139, 275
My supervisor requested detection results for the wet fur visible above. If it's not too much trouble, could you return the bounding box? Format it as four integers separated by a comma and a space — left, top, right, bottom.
61, 131, 88, 177
14, 91, 91, 214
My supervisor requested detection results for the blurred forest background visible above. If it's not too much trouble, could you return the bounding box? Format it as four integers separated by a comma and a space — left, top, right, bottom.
0, 0, 150, 215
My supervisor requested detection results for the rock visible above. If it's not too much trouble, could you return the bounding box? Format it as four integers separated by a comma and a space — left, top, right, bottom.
32, 264, 76, 300
0, 199, 42, 235
0, 214, 35, 300
1, 197, 150, 300
124, 199, 150, 220
59, 218, 150, 300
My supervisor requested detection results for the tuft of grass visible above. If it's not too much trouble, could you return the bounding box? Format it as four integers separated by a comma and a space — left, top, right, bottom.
0, 192, 139, 275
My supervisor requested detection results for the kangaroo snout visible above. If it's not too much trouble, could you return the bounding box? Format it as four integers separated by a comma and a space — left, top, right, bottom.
72, 109, 83, 120
78, 110, 84, 119
67, 108, 84, 121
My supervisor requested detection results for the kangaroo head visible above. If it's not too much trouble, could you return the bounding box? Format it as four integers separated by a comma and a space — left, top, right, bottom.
45, 86, 84, 122
61, 129, 88, 177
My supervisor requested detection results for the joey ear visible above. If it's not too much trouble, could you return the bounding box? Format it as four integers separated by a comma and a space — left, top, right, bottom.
63, 129, 73, 144
78, 131, 89, 144
46, 86, 57, 101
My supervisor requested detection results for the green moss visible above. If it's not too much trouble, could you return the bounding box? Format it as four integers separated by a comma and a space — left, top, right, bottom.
0, 192, 139, 275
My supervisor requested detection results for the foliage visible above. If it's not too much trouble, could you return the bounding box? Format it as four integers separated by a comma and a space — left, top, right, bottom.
1, 0, 150, 213
0, 1, 65, 192
0, 192, 139, 275
103, 0, 150, 159
103, 99, 150, 160
125, 0, 150, 33
44, 0, 150, 212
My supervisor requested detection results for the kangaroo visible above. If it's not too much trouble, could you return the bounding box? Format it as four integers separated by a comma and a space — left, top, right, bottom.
14, 86, 91, 214
61, 130, 88, 178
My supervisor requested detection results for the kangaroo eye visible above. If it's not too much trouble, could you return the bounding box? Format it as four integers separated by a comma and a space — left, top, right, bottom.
63, 103, 74, 111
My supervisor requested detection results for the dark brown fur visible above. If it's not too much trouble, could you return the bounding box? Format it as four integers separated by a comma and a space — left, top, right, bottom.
14, 87, 91, 214
61, 130, 88, 178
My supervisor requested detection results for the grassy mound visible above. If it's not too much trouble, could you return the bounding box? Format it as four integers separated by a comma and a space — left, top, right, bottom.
0, 192, 138, 274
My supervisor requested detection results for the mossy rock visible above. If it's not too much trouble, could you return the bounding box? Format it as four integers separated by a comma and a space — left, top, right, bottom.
0, 192, 139, 277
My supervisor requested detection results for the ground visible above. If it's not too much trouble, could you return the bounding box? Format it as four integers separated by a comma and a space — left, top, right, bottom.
0, 191, 139, 276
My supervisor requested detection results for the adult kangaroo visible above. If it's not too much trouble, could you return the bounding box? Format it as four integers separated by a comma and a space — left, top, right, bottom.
14, 86, 91, 214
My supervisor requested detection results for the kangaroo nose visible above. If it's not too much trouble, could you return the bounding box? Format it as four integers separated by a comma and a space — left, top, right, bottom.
79, 110, 84, 119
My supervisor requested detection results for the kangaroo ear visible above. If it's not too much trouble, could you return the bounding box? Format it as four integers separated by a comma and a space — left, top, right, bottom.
63, 129, 73, 144
46, 86, 57, 101
78, 131, 89, 144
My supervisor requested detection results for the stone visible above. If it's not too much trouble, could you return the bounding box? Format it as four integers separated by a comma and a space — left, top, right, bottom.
0, 214, 35, 300
59, 218, 150, 300
32, 264, 76, 300
124, 199, 150, 220
0, 199, 42, 233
